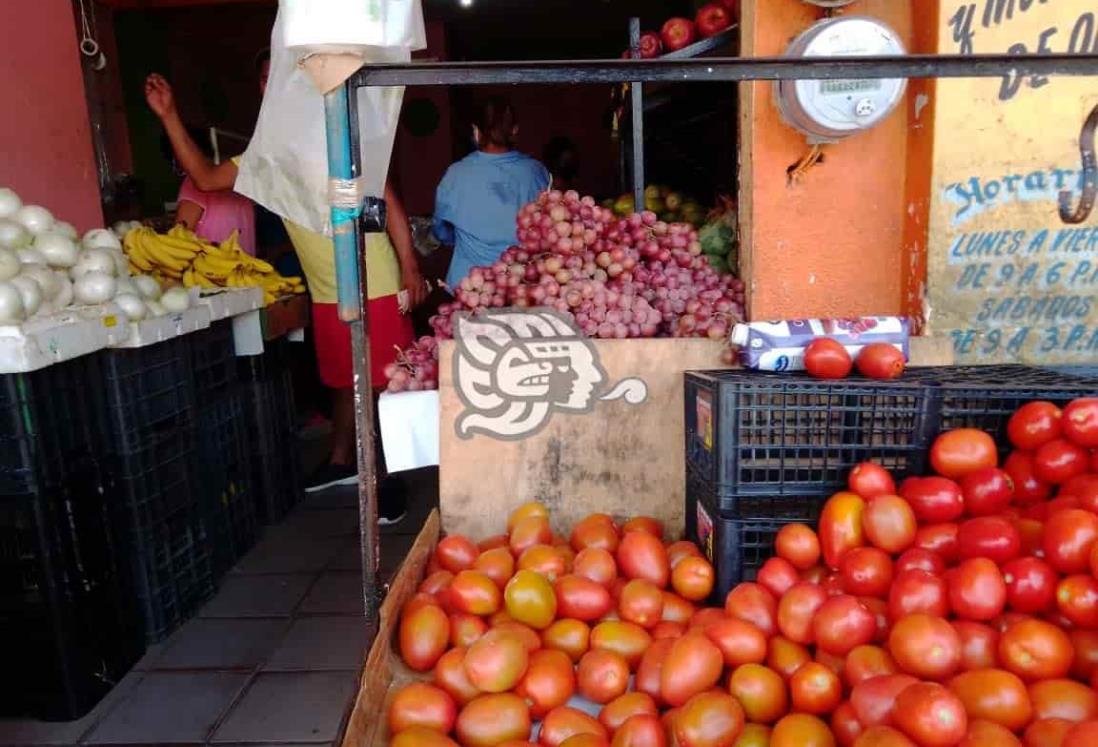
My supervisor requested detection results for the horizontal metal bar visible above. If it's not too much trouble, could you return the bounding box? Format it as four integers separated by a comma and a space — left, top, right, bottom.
350, 53, 1098, 88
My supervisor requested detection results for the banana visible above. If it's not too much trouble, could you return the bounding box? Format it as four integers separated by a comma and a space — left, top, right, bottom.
126, 233, 156, 273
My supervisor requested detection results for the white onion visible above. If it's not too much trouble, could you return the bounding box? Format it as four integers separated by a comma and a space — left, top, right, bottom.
0, 249, 19, 281
14, 205, 53, 235
52, 275, 73, 311
53, 221, 78, 240
112, 221, 132, 239
19, 265, 61, 301
114, 276, 138, 298
0, 188, 21, 219
17, 247, 47, 265
160, 286, 192, 312
10, 275, 42, 316
0, 218, 30, 249
33, 232, 79, 268
82, 228, 121, 252
73, 272, 117, 305
145, 299, 167, 317
71, 248, 117, 278
132, 274, 161, 300
114, 293, 148, 321
108, 249, 129, 277
0, 280, 25, 323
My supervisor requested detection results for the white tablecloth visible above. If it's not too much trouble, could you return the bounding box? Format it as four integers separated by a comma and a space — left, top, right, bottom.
378, 390, 440, 473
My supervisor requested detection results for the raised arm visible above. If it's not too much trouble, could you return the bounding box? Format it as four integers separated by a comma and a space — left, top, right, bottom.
145, 74, 238, 192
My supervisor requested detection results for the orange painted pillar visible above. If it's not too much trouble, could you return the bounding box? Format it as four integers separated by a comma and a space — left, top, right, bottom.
739, 0, 924, 321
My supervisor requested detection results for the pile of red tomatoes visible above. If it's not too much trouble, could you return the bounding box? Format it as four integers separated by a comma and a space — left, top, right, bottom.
389, 396, 1098, 747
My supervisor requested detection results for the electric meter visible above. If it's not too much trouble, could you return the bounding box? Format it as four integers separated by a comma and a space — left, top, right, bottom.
776, 16, 908, 143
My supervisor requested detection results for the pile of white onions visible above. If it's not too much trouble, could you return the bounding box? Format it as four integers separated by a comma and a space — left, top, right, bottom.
0, 185, 170, 325
383, 336, 439, 393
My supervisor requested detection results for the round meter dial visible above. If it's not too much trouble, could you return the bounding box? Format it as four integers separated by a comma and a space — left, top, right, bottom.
776, 16, 908, 142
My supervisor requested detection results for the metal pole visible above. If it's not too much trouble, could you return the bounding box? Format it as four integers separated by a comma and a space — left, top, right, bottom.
629, 18, 644, 213
323, 83, 380, 620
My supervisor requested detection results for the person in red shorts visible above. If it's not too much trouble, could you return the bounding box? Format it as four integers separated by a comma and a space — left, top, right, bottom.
145, 62, 424, 522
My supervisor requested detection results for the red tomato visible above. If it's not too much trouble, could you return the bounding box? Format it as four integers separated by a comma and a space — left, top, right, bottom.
819, 492, 867, 569
960, 467, 1015, 516
854, 726, 917, 747
950, 558, 1007, 622
510, 516, 554, 557
389, 728, 460, 747
1034, 438, 1089, 485
832, 701, 865, 747
517, 650, 576, 719
790, 661, 842, 716
895, 548, 947, 575
661, 592, 695, 625
598, 692, 658, 733
953, 621, 1000, 670
757, 557, 801, 599
589, 621, 652, 670
420, 570, 455, 597
388, 682, 458, 735
957, 516, 1021, 564
776, 524, 822, 571
770, 714, 836, 747
465, 631, 530, 693
508, 502, 550, 534
1063, 721, 1098, 747
433, 647, 482, 706
1016, 519, 1046, 558
400, 603, 451, 672
850, 462, 898, 499
652, 621, 685, 640
845, 645, 898, 687
888, 614, 962, 680
767, 636, 812, 681
674, 691, 745, 747
1003, 451, 1053, 505
894, 682, 968, 747
671, 556, 715, 602
660, 633, 724, 707
728, 663, 788, 724
931, 429, 999, 479
1065, 475, 1098, 513
610, 714, 665, 747
998, 618, 1073, 681
804, 337, 853, 379
902, 477, 965, 523
778, 582, 828, 645
666, 541, 702, 570
840, 547, 894, 598
616, 531, 670, 588
889, 570, 950, 620
539, 706, 608, 746
851, 674, 920, 727
962, 721, 1023, 747
733, 724, 772, 747
1028, 679, 1098, 723
703, 617, 768, 668
556, 575, 614, 622
634, 638, 672, 704
571, 515, 620, 554
621, 516, 664, 541
619, 580, 664, 629
451, 570, 503, 616
690, 607, 728, 632
1043, 509, 1098, 574
476, 547, 517, 589
1057, 575, 1098, 628
914, 523, 962, 564
862, 495, 917, 554
542, 619, 590, 663
1023, 718, 1073, 747
948, 668, 1032, 732
577, 650, 630, 704
573, 548, 618, 588
1008, 402, 1064, 451
450, 612, 489, 648
1063, 398, 1098, 448
1071, 630, 1098, 681
518, 545, 568, 581
437, 535, 480, 573
813, 595, 877, 656
724, 583, 778, 638
802, 565, 828, 584
856, 343, 906, 380
456, 693, 532, 747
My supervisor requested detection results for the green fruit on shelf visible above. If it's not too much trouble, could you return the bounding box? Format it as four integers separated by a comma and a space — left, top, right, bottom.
613, 195, 635, 216
665, 192, 684, 211
644, 185, 662, 201
644, 196, 665, 213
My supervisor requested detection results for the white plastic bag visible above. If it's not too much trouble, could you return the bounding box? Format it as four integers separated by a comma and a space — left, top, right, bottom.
234, 3, 425, 234
282, 0, 425, 56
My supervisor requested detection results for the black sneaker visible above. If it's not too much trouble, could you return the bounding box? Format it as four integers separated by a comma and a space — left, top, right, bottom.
304, 463, 358, 493
379, 479, 407, 526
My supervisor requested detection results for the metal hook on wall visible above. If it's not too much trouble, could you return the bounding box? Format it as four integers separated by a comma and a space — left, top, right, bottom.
1059, 103, 1098, 224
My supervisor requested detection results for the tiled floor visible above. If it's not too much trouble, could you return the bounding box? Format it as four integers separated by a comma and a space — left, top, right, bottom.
0, 469, 436, 747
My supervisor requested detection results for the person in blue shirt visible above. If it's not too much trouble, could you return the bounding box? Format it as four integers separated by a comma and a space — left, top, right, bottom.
434, 96, 550, 289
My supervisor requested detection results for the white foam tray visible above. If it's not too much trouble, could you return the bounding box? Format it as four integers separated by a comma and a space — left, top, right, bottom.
110, 305, 212, 349
0, 304, 127, 374
197, 287, 264, 321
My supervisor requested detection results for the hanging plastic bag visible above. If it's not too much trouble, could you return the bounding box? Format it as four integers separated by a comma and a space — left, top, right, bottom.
234, 3, 425, 235
282, 0, 425, 56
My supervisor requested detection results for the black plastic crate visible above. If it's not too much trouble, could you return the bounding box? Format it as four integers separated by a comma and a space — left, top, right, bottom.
97, 339, 196, 453
0, 456, 144, 720
237, 337, 292, 384
0, 356, 103, 496
685, 370, 936, 506
685, 469, 825, 600
196, 390, 258, 579
188, 320, 238, 400
105, 425, 214, 642
241, 364, 302, 525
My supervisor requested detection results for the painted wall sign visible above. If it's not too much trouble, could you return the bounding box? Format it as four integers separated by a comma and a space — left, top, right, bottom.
927, 0, 1098, 364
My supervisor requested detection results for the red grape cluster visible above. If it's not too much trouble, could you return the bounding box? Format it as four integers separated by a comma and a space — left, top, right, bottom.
383, 335, 439, 393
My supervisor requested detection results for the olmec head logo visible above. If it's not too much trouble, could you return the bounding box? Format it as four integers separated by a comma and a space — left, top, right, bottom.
453, 310, 648, 440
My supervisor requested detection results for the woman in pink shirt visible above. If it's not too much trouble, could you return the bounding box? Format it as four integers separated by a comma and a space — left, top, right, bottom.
163, 128, 256, 255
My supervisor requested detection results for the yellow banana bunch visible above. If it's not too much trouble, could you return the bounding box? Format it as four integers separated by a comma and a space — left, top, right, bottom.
123, 226, 306, 306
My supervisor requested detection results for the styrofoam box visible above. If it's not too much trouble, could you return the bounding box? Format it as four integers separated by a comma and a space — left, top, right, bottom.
110, 305, 212, 349
0, 305, 128, 374
197, 288, 263, 322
